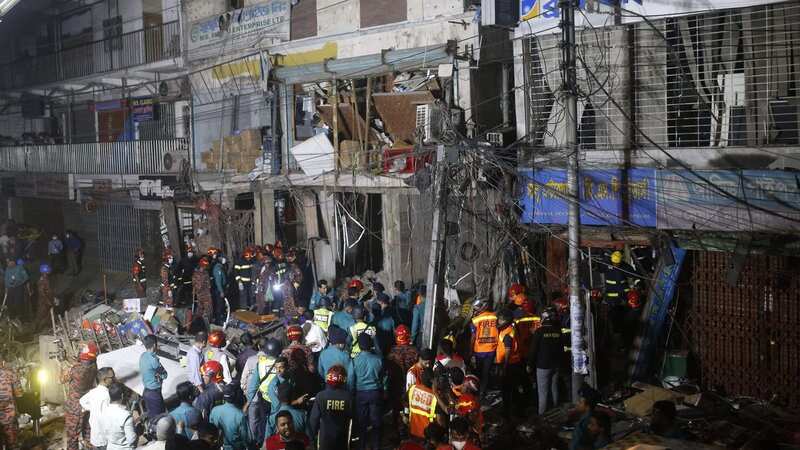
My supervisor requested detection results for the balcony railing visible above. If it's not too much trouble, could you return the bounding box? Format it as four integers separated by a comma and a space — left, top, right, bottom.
0, 21, 181, 90
0, 139, 189, 175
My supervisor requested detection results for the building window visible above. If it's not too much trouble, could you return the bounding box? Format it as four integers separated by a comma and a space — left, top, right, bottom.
360, 0, 406, 28
291, 0, 318, 40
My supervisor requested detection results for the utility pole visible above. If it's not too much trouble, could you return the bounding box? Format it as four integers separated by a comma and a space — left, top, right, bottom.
561, 0, 589, 399
423, 144, 448, 350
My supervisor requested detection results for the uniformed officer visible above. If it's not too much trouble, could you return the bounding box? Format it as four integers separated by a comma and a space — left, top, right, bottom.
386, 325, 419, 430
160, 249, 177, 306
405, 368, 439, 440
348, 306, 379, 357
351, 333, 386, 450
193, 257, 214, 328
317, 328, 354, 391
209, 383, 252, 450
194, 360, 225, 420
332, 300, 357, 333
205, 330, 235, 384
309, 365, 354, 450
63, 342, 99, 450
309, 279, 334, 312
209, 248, 228, 324
245, 338, 282, 444
234, 248, 256, 310
528, 307, 567, 415
469, 298, 498, 399
0, 354, 22, 449
312, 297, 334, 333
132, 248, 147, 297
36, 263, 55, 329
496, 308, 527, 418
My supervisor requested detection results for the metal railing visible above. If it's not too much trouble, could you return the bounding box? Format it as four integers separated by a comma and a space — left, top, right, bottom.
0, 139, 189, 174
0, 21, 181, 90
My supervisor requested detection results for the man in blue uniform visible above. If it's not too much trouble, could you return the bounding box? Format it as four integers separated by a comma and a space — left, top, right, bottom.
350, 334, 386, 450
210, 383, 251, 450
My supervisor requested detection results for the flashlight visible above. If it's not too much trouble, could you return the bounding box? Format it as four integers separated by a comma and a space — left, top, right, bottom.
273, 283, 282, 291
36, 369, 48, 386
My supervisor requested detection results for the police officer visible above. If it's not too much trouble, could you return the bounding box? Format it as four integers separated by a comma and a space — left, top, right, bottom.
234, 248, 256, 310
209, 383, 251, 450
469, 298, 498, 400
309, 365, 354, 450
313, 297, 334, 333
209, 248, 228, 324
205, 330, 234, 384
351, 334, 386, 450
348, 306, 379, 357
528, 307, 566, 414
332, 300, 357, 333
309, 279, 334, 312
245, 338, 282, 444
318, 328, 354, 391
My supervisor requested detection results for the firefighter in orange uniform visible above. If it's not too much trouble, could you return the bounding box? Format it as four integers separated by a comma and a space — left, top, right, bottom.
496, 308, 529, 418
193, 257, 213, 327
63, 342, 99, 450
132, 248, 147, 297
0, 354, 22, 449
508, 283, 535, 315
405, 368, 442, 440
469, 298, 498, 399
160, 249, 177, 306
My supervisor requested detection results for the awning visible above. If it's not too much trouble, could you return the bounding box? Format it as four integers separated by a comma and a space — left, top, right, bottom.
273, 44, 453, 84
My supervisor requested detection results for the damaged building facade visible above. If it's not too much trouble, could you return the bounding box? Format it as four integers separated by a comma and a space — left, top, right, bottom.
184, 0, 516, 296
513, 0, 800, 408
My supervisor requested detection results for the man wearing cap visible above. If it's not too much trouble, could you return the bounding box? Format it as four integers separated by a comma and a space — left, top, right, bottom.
210, 383, 252, 450
63, 342, 99, 450
318, 328, 354, 392
312, 297, 335, 333
350, 333, 386, 450
310, 366, 353, 450
331, 300, 356, 333
348, 306, 379, 358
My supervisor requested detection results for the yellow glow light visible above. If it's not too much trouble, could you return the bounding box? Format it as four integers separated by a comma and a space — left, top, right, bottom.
36, 369, 48, 386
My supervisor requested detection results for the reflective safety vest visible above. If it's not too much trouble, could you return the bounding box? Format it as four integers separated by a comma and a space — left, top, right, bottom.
234, 260, 253, 283
256, 355, 278, 401
408, 384, 437, 439
514, 315, 541, 355
349, 322, 376, 357
313, 308, 333, 332
471, 312, 498, 353
561, 327, 572, 353
495, 325, 521, 364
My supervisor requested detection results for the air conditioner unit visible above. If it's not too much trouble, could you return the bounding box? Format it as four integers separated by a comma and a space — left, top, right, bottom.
160, 141, 190, 174
416, 103, 448, 144
486, 132, 504, 146
158, 77, 190, 102
174, 101, 190, 139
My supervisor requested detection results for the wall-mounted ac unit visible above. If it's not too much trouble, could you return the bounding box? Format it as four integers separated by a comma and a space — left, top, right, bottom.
160, 142, 190, 174
158, 77, 190, 102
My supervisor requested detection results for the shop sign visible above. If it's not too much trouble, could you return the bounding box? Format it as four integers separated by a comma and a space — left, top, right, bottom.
188, 0, 290, 54
131, 97, 156, 122
139, 176, 177, 200
519, 168, 656, 227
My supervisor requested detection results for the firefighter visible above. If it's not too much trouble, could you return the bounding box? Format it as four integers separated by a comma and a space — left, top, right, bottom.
178, 244, 198, 306
282, 325, 314, 374
601, 250, 637, 338
496, 308, 527, 418
285, 247, 305, 308
513, 307, 541, 362
62, 342, 99, 450
279, 251, 302, 320
160, 249, 178, 306
309, 366, 354, 450
254, 247, 273, 314
205, 330, 235, 384
195, 360, 225, 420
211, 250, 228, 325
405, 368, 440, 440
132, 248, 147, 297
386, 325, 419, 430
271, 246, 289, 315
508, 283, 534, 315
235, 248, 256, 310
348, 306, 379, 357
469, 298, 498, 400
37, 263, 55, 329
193, 257, 214, 328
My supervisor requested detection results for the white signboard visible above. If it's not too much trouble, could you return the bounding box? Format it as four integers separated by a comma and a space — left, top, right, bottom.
188, 0, 290, 59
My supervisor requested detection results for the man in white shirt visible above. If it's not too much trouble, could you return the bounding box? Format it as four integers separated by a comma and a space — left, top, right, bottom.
187, 331, 207, 392
80, 367, 116, 450
101, 382, 138, 450
302, 312, 328, 357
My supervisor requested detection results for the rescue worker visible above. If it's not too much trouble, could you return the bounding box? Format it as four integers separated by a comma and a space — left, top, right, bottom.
513, 306, 542, 359
270, 246, 289, 314
160, 249, 177, 306
496, 308, 527, 418
140, 334, 168, 417
254, 247, 273, 314
206, 330, 235, 384
350, 333, 386, 450
36, 263, 55, 329
132, 248, 147, 297
4, 258, 29, 320
312, 297, 334, 333
469, 298, 498, 399
623, 289, 643, 348
374, 294, 396, 356
210, 248, 228, 324
405, 368, 440, 440
386, 325, 419, 430
301, 311, 327, 365
193, 257, 214, 328
528, 307, 566, 414
178, 244, 199, 306
405, 348, 434, 393
63, 341, 99, 450
349, 306, 379, 357
234, 247, 256, 310
601, 250, 637, 338
285, 248, 305, 308
508, 283, 534, 315
309, 279, 334, 312
195, 360, 225, 420
281, 265, 302, 321
393, 280, 412, 326
282, 325, 314, 374
317, 328, 354, 391
245, 338, 282, 444
347, 279, 365, 303
309, 366, 354, 450
170, 381, 202, 439
0, 353, 22, 449
209, 383, 252, 450
331, 300, 357, 333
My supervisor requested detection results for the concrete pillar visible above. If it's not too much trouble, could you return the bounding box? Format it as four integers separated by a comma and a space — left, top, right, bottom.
382, 192, 404, 287
255, 190, 276, 245
315, 190, 337, 283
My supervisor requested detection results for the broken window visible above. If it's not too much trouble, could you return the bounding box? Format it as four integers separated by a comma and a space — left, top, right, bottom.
335, 193, 383, 278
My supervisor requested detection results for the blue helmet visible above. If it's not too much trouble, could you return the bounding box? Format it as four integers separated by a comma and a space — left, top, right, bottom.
40, 263, 52, 274
15, 259, 24, 266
